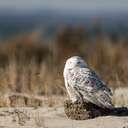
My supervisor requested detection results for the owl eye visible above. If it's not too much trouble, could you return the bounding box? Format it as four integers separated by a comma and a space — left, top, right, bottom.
69, 61, 72, 64
77, 61, 81, 64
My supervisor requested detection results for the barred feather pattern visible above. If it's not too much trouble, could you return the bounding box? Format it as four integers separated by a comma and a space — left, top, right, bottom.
64, 56, 113, 109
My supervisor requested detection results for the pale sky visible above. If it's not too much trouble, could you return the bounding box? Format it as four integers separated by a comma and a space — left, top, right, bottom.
0, 0, 128, 12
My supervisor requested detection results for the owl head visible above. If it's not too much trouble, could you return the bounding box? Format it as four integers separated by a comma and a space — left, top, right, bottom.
64, 56, 88, 70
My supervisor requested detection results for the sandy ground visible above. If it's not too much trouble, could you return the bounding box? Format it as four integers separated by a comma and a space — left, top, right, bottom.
0, 107, 128, 128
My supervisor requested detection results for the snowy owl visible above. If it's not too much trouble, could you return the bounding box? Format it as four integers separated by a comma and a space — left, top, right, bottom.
63, 56, 113, 109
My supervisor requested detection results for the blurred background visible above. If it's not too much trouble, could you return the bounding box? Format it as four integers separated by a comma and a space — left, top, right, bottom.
0, 0, 128, 97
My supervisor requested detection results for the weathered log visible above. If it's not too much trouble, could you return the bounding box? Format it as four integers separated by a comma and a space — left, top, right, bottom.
64, 100, 109, 120
64, 100, 128, 120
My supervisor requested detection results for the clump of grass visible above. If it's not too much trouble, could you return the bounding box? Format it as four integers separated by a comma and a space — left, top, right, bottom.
113, 88, 128, 107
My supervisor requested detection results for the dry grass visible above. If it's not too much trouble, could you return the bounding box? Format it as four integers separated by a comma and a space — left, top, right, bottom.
0, 88, 128, 108
0, 26, 127, 106
113, 88, 128, 107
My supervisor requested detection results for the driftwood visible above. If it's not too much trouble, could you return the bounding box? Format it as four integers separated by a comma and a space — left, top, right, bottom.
64, 100, 128, 120
0, 93, 43, 107
9, 93, 43, 107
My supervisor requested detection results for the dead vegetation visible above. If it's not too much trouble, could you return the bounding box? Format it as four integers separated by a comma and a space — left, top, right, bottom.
0, 26, 128, 106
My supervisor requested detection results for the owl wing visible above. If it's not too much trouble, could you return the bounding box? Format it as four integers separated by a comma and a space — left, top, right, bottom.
70, 68, 113, 109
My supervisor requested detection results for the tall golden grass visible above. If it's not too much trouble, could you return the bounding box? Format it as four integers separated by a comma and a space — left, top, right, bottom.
0, 27, 128, 96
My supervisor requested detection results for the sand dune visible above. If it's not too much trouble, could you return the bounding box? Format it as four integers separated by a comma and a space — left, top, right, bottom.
0, 107, 128, 128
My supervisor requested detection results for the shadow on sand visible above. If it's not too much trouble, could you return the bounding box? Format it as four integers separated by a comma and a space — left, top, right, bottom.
104, 107, 128, 117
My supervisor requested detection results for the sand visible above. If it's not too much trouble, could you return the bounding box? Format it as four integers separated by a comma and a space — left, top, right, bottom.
0, 107, 127, 128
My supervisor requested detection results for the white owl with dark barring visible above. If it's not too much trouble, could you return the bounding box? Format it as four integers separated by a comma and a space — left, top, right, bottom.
63, 56, 113, 109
